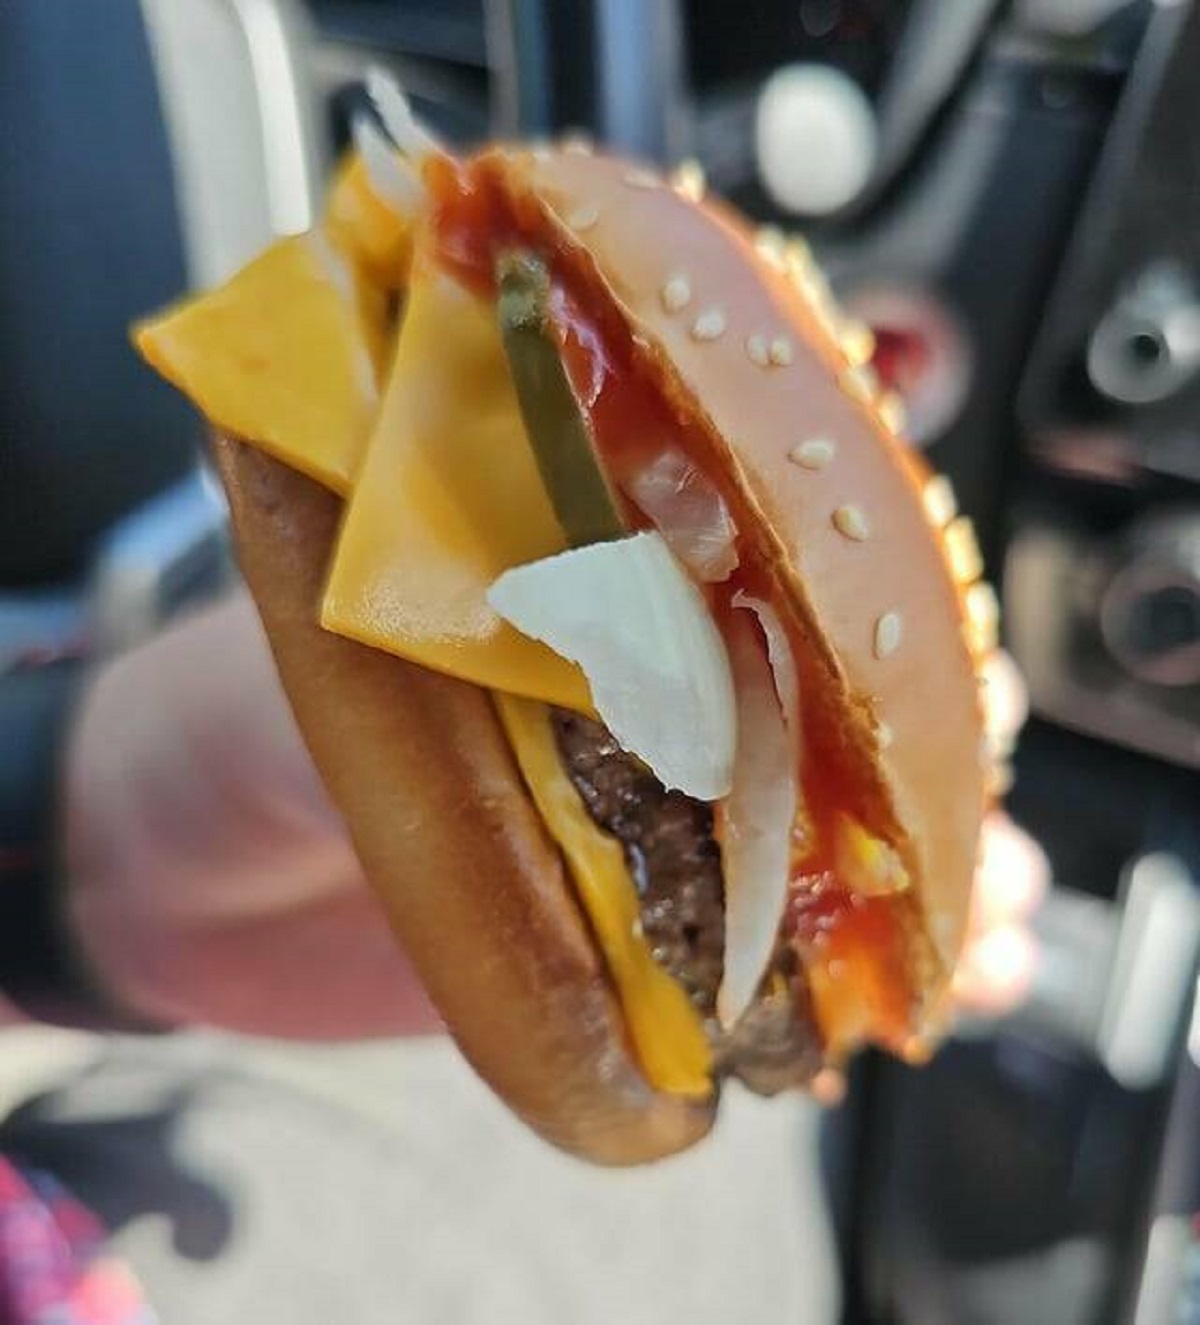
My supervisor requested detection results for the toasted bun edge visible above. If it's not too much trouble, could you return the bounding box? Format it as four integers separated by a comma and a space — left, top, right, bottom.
213, 433, 715, 1165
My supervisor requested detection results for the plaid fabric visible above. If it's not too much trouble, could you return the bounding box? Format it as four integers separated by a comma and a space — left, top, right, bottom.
0, 1157, 155, 1325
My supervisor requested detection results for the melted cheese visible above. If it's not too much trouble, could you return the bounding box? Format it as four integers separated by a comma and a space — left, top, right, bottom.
835, 815, 910, 897
322, 252, 592, 712
134, 230, 385, 495
495, 694, 712, 1096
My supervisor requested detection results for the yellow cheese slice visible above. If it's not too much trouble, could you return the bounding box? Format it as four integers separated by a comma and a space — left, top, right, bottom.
495, 693, 713, 1097
322, 253, 592, 712
134, 230, 386, 495
325, 153, 414, 290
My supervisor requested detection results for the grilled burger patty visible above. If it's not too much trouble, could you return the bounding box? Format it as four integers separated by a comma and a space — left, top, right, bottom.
551, 709, 822, 1094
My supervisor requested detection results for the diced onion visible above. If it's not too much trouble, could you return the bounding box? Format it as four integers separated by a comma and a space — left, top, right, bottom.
366, 67, 441, 161
488, 532, 736, 800
351, 114, 425, 216
626, 450, 739, 583
716, 608, 797, 1028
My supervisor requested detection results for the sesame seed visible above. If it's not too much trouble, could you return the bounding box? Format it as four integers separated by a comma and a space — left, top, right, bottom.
945, 516, 983, 584
660, 273, 692, 314
832, 505, 871, 542
623, 167, 659, 189
877, 721, 894, 750
984, 724, 1017, 762
796, 266, 828, 299
808, 288, 843, 342
561, 133, 593, 155
874, 612, 902, 659
785, 236, 816, 280
788, 246, 848, 341
840, 319, 875, 366
670, 159, 706, 201
840, 364, 878, 405
789, 438, 836, 470
877, 390, 906, 433
690, 307, 727, 341
792, 256, 831, 301
965, 581, 1000, 655
566, 203, 599, 231
986, 762, 1015, 797
755, 226, 788, 270
745, 333, 770, 366
769, 335, 794, 366
922, 475, 958, 528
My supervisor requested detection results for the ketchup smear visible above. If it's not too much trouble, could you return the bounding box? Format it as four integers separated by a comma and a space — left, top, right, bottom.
428, 156, 917, 1050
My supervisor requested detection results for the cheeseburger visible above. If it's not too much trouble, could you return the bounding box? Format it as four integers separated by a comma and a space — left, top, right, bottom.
135, 75, 1002, 1165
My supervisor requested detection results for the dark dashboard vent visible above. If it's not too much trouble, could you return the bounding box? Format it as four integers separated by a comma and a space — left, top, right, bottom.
306, 0, 488, 68
304, 0, 490, 151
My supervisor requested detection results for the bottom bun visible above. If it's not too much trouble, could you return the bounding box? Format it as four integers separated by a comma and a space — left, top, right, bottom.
213, 435, 716, 1164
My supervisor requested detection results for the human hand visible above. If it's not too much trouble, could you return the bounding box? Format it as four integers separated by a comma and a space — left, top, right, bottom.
66, 590, 438, 1039
66, 593, 1047, 1063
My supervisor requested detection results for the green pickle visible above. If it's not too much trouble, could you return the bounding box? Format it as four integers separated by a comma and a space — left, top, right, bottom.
497, 251, 626, 547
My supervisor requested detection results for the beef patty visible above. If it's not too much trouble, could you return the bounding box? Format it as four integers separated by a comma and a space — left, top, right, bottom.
551, 709, 822, 1094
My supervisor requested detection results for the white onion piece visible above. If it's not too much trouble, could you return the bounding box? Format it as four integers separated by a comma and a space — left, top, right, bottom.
734, 591, 812, 850
488, 532, 736, 800
732, 591, 799, 736
716, 609, 797, 1028
626, 450, 739, 582
366, 67, 442, 160
351, 114, 425, 215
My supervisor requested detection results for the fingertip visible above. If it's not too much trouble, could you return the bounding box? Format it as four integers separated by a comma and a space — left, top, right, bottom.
953, 924, 1038, 1016
811, 1067, 848, 1108
976, 814, 1051, 924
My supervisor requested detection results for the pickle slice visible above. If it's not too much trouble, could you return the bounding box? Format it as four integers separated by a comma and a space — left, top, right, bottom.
497, 251, 626, 547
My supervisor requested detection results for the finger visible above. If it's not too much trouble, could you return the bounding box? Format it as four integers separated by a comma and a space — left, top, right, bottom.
973, 813, 1051, 932
952, 923, 1038, 1016
810, 1067, 847, 1108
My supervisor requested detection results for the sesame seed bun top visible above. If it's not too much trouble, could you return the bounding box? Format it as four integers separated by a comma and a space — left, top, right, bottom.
476, 145, 989, 977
